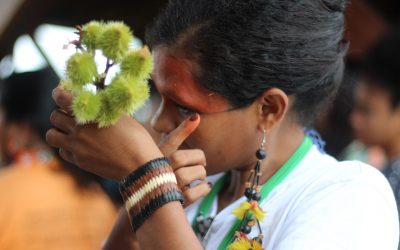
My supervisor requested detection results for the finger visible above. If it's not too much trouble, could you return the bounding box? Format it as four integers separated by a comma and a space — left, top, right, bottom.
183, 182, 211, 207
59, 148, 76, 164
159, 113, 200, 156
50, 110, 76, 134
52, 87, 74, 113
169, 149, 206, 171
46, 128, 71, 151
174, 165, 207, 188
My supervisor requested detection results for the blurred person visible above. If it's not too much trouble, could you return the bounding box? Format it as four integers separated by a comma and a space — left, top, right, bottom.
0, 68, 117, 250
351, 28, 400, 232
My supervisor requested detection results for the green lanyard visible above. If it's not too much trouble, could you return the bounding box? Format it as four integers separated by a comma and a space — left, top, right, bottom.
191, 136, 314, 249
191, 172, 229, 235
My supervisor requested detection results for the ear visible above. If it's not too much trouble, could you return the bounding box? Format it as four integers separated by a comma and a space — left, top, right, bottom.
256, 88, 289, 131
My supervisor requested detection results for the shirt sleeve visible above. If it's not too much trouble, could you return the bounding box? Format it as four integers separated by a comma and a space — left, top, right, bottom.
273, 162, 399, 250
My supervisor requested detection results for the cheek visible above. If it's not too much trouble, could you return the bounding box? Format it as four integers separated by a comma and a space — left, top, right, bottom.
151, 99, 186, 134
361, 113, 393, 144
185, 114, 259, 174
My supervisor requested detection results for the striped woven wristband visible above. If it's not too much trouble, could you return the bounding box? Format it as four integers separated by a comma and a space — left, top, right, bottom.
119, 157, 184, 231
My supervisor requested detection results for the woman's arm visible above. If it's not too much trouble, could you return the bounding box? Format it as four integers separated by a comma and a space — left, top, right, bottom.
103, 147, 210, 250
47, 88, 206, 250
103, 209, 140, 250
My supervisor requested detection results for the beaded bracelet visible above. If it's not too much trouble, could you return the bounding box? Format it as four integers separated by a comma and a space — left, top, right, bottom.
119, 157, 184, 231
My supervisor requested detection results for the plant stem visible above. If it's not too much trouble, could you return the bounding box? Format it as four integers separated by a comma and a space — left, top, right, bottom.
96, 59, 114, 91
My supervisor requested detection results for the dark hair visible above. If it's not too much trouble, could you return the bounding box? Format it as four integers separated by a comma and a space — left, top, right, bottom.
0, 68, 57, 141
0, 68, 102, 188
360, 29, 400, 109
146, 0, 348, 125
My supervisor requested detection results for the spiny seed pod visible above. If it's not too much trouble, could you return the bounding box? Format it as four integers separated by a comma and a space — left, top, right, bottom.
96, 91, 124, 128
97, 22, 132, 61
106, 75, 150, 114
72, 90, 101, 123
64, 20, 152, 128
120, 46, 153, 80
81, 21, 104, 52
59, 79, 74, 91
66, 52, 98, 85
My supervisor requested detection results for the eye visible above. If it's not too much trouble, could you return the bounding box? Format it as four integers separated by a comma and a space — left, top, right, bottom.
176, 104, 194, 117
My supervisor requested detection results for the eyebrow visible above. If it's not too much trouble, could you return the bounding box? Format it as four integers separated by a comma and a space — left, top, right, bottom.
152, 76, 201, 111
164, 90, 201, 112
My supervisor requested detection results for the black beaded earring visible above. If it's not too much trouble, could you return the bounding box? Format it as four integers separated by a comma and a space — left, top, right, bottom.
228, 129, 268, 248
244, 129, 266, 202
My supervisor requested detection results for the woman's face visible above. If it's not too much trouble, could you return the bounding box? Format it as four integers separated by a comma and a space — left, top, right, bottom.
151, 47, 262, 175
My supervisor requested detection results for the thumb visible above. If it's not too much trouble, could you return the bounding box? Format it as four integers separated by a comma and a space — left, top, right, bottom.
159, 113, 200, 156
52, 86, 74, 114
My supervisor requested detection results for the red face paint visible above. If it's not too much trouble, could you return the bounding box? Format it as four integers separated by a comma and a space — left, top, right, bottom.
152, 47, 231, 114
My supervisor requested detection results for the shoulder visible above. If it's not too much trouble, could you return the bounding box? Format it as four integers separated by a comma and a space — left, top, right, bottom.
289, 148, 394, 201
313, 159, 394, 203
292, 155, 397, 217
271, 157, 399, 250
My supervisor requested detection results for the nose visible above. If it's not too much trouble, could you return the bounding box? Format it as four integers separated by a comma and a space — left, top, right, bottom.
150, 99, 176, 134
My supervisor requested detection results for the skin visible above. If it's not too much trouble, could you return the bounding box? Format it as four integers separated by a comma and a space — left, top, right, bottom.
351, 80, 400, 160
46, 46, 305, 250
0, 120, 49, 165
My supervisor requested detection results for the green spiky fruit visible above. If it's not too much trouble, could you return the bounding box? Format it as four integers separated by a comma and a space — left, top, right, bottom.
81, 21, 104, 51
63, 20, 152, 128
72, 90, 101, 124
97, 22, 132, 61
106, 75, 150, 114
59, 79, 74, 91
66, 52, 98, 85
96, 91, 123, 128
120, 46, 153, 80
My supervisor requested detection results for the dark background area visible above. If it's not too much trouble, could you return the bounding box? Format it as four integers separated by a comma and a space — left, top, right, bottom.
0, 0, 398, 60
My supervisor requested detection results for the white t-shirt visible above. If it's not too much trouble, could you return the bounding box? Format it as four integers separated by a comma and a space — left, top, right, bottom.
185, 146, 399, 250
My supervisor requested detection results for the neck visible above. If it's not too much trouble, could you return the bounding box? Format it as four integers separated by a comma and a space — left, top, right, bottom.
218, 123, 305, 210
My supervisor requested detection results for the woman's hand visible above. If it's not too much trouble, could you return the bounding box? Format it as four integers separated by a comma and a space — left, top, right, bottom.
168, 149, 210, 207
46, 87, 163, 180
155, 115, 210, 207
102, 112, 208, 250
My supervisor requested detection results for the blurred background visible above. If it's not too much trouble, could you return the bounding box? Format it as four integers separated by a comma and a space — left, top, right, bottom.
0, 0, 399, 249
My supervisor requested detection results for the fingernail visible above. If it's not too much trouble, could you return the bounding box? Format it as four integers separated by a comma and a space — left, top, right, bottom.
190, 113, 199, 121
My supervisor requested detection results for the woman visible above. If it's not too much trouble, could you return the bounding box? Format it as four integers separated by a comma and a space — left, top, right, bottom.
47, 0, 399, 249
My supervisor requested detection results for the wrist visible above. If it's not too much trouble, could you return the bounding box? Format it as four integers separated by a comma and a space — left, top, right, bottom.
119, 157, 184, 231
119, 146, 164, 181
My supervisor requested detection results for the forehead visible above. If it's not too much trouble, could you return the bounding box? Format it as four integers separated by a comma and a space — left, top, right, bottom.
355, 79, 393, 108
356, 80, 390, 99
151, 47, 230, 113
